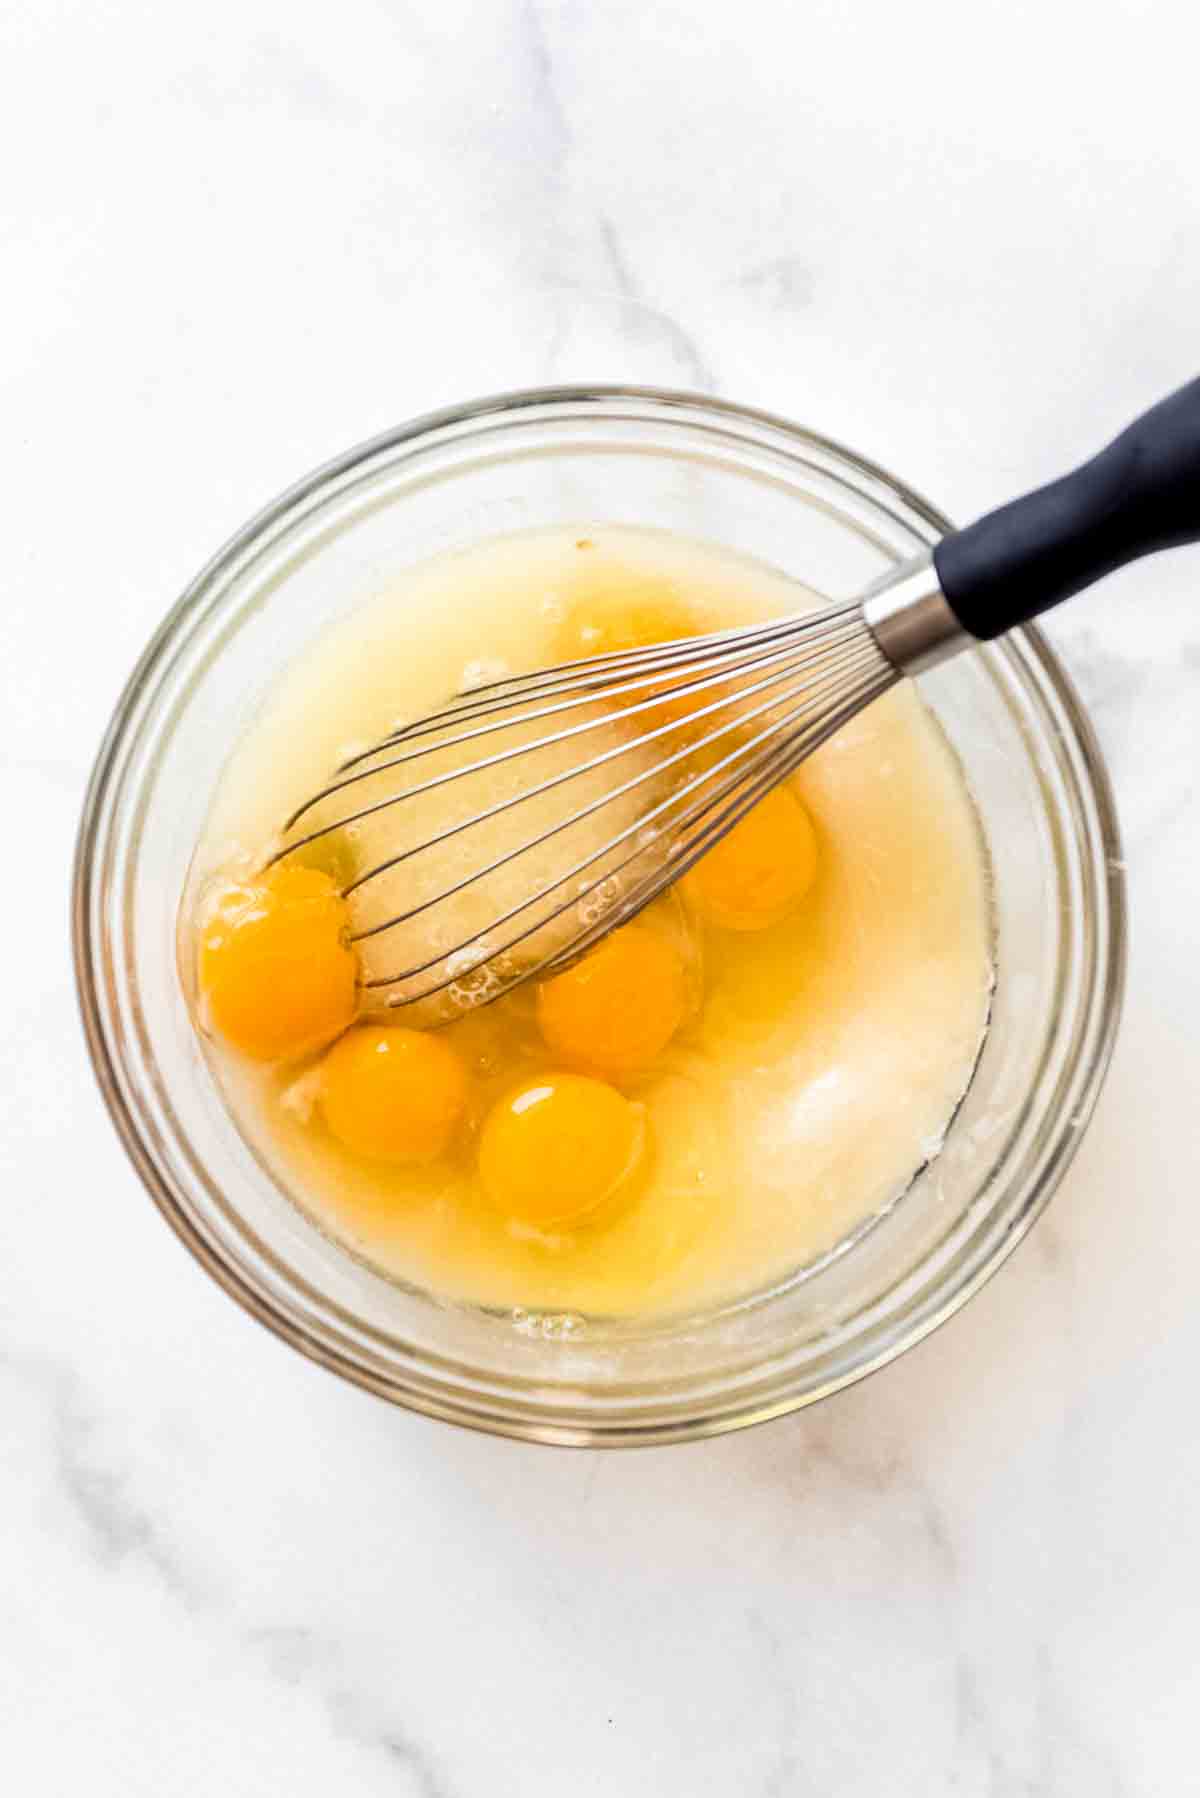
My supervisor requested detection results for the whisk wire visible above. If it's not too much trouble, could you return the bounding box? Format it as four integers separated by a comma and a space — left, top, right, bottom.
276, 600, 896, 1012
284, 608, 866, 835
281, 625, 868, 881
364, 645, 894, 1003
349, 602, 864, 760
347, 630, 880, 926
361, 651, 885, 996
539, 663, 894, 979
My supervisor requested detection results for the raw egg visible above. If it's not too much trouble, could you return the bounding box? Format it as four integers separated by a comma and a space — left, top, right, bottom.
478, 1074, 647, 1228
684, 785, 819, 932
319, 1025, 469, 1163
198, 864, 357, 1061
536, 923, 687, 1076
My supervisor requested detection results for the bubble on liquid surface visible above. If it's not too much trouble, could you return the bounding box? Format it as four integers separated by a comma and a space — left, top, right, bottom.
445, 942, 489, 977
575, 874, 621, 927
510, 1308, 583, 1340
460, 657, 509, 693
445, 944, 517, 1011
280, 1066, 323, 1124
448, 969, 500, 1011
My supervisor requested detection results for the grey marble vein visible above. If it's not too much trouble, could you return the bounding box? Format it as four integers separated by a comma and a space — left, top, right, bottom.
735, 256, 816, 310
520, 0, 571, 170
254, 1628, 457, 1798
596, 212, 716, 391
2, 1351, 208, 1608
4, 1350, 456, 1793
744, 1609, 805, 1797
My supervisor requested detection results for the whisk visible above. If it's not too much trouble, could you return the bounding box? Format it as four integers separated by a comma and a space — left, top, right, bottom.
276, 377, 1200, 1018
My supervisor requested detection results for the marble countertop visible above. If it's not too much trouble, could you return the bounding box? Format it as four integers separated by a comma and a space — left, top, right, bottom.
5, 1, 1199, 1790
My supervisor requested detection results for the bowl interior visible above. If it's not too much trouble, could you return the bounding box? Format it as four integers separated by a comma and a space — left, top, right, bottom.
76, 390, 1123, 1443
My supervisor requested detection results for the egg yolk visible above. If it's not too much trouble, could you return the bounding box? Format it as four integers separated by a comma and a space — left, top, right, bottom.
556, 583, 707, 734
556, 588, 701, 660
536, 923, 687, 1076
478, 1074, 647, 1228
319, 1026, 469, 1163
683, 785, 819, 932
199, 864, 358, 1061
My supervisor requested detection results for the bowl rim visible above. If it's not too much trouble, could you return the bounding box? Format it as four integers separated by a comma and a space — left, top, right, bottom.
72, 383, 1127, 1445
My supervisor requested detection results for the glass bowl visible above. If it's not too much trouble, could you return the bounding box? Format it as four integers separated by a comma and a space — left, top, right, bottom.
73, 387, 1126, 1446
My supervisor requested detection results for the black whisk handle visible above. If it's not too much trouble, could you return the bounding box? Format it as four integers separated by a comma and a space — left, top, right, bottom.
933, 375, 1200, 640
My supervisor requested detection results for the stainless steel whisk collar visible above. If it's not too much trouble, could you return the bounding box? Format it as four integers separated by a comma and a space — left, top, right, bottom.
861, 552, 968, 677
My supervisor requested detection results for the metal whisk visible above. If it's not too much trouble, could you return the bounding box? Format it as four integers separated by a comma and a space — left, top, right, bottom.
275, 377, 1200, 1018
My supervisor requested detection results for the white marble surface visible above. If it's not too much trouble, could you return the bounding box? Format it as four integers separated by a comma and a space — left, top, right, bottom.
4, 0, 1200, 1789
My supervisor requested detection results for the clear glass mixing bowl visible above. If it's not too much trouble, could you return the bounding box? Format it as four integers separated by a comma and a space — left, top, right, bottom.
73, 388, 1126, 1445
